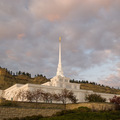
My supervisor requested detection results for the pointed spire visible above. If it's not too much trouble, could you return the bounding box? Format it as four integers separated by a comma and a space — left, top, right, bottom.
56, 37, 64, 77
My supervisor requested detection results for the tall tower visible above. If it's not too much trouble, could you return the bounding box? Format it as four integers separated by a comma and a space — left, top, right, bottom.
56, 37, 64, 77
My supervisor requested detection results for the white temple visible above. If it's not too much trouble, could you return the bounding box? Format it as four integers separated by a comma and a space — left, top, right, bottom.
0, 37, 118, 102
42, 37, 80, 90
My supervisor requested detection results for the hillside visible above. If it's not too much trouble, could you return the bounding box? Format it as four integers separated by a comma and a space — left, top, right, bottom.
80, 83, 120, 95
0, 67, 120, 95
0, 67, 49, 90
70, 80, 120, 95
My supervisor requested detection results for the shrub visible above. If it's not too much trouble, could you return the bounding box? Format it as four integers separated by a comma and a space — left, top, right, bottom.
54, 89, 78, 104
55, 107, 91, 116
11, 117, 19, 120
77, 107, 92, 112
85, 94, 106, 102
110, 96, 120, 104
4, 115, 43, 120
54, 110, 75, 116
5, 119, 13, 120
110, 96, 120, 110
0, 101, 18, 107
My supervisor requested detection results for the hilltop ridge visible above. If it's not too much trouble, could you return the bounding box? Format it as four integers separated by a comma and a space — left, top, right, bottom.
0, 67, 49, 89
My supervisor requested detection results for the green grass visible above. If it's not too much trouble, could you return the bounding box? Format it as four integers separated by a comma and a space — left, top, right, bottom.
40, 111, 120, 120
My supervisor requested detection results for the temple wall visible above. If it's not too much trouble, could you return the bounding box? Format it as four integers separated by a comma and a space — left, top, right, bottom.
2, 83, 116, 103
0, 90, 3, 97
93, 92, 115, 102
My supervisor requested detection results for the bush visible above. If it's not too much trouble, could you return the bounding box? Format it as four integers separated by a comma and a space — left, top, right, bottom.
0, 101, 18, 107
11, 117, 19, 120
54, 110, 75, 116
85, 94, 106, 102
110, 96, 120, 110
54, 107, 91, 116
4, 115, 43, 120
77, 107, 92, 112
110, 96, 120, 104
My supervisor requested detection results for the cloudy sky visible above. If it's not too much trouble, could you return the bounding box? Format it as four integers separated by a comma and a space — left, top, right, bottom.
0, 0, 120, 88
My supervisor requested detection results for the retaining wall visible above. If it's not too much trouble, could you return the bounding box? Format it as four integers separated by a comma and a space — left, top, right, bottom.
0, 102, 116, 120
66, 102, 116, 111
0, 107, 61, 120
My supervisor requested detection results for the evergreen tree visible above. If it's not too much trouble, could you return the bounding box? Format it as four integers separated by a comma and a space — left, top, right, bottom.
10, 71, 12, 75
22, 72, 25, 75
18, 71, 21, 75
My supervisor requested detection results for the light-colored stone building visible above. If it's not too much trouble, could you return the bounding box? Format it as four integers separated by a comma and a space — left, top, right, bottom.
1, 37, 117, 103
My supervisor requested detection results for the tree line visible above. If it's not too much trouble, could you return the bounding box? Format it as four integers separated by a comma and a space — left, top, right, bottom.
70, 79, 104, 86
70, 79, 118, 89
0, 66, 47, 78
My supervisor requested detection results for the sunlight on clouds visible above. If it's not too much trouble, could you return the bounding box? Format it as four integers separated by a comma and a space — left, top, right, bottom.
17, 33, 25, 40
104, 50, 111, 55
6, 50, 17, 61
47, 14, 61, 22
29, 0, 78, 21
29, 0, 116, 21
26, 52, 32, 57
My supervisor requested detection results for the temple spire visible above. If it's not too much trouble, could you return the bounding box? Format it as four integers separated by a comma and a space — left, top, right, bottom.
56, 37, 64, 77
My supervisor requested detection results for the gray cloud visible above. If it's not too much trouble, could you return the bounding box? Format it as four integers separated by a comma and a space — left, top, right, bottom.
99, 63, 120, 88
0, 0, 120, 87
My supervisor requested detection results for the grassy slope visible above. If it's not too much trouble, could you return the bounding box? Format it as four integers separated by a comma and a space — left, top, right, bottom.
0, 68, 49, 90
80, 83, 120, 94
40, 111, 120, 120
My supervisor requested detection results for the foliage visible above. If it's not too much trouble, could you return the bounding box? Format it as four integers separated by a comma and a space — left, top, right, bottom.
41, 111, 120, 120
15, 89, 44, 103
110, 96, 120, 104
54, 89, 78, 104
25, 90, 34, 102
67, 91, 78, 103
77, 107, 92, 112
42, 92, 53, 103
15, 88, 77, 104
85, 94, 106, 102
32, 89, 44, 103
110, 96, 120, 110
14, 90, 26, 101
54, 107, 91, 116
3, 115, 43, 120
54, 110, 76, 116
0, 100, 18, 107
